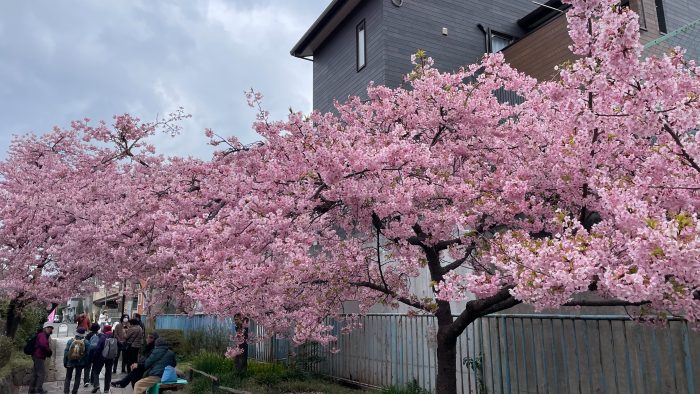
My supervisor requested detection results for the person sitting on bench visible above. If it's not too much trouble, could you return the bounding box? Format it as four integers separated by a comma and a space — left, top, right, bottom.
133, 338, 176, 394
111, 331, 158, 389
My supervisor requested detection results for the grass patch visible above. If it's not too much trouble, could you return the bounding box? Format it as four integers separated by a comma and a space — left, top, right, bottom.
185, 353, 363, 394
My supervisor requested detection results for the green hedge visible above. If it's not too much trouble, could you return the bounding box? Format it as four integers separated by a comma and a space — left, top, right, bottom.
153, 329, 187, 355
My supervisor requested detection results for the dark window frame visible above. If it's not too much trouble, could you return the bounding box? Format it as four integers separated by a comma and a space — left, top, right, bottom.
655, 0, 667, 34
489, 31, 514, 53
356, 19, 367, 72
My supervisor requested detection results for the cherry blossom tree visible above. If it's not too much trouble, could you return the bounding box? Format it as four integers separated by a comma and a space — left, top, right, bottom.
177, 0, 699, 392
0, 111, 194, 337
1, 0, 697, 391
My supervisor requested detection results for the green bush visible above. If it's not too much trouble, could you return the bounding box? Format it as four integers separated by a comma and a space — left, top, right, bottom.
0, 336, 13, 367
192, 352, 234, 375
156, 329, 187, 355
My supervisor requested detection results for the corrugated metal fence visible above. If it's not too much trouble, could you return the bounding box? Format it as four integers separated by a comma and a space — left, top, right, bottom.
156, 313, 698, 393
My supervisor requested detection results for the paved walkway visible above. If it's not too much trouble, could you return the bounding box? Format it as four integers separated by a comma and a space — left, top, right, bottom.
20, 335, 134, 394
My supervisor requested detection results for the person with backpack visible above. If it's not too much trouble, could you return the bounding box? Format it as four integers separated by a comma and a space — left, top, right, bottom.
27, 322, 53, 394
132, 338, 177, 394
82, 323, 100, 387
63, 327, 91, 394
90, 325, 118, 393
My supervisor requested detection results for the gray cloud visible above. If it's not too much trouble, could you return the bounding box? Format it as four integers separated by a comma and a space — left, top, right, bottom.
0, 0, 327, 159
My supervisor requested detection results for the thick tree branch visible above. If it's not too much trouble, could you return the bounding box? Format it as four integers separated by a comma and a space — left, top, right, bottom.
450, 285, 518, 340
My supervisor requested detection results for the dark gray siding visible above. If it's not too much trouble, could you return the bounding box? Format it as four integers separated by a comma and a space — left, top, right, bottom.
661, 0, 700, 60
313, 0, 384, 114
382, 0, 539, 89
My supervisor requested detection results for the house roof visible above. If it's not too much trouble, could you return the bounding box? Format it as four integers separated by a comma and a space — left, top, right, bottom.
290, 0, 364, 58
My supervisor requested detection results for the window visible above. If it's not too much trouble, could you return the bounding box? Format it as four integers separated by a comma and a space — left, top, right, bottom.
490, 32, 513, 53
655, 0, 667, 33
356, 20, 366, 71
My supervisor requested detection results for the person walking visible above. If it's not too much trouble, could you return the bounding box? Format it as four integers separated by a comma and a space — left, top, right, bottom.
63, 327, 91, 394
90, 325, 118, 393
111, 332, 158, 389
97, 311, 109, 329
133, 338, 176, 394
123, 319, 143, 372
83, 323, 100, 387
28, 322, 53, 394
76, 313, 90, 331
112, 314, 129, 373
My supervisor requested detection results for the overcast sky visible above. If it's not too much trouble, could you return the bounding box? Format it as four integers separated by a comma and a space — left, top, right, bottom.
0, 1, 328, 159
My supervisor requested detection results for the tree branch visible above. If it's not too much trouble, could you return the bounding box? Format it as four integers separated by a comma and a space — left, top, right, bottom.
562, 299, 651, 307
440, 241, 477, 275
351, 281, 430, 312
449, 285, 518, 340
663, 122, 700, 174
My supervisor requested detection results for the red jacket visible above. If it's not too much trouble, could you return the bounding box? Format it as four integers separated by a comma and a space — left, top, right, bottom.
77, 316, 91, 330
32, 331, 51, 359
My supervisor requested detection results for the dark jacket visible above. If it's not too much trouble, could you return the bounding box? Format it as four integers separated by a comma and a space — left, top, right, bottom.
124, 326, 143, 349
32, 331, 51, 359
143, 340, 176, 378
63, 336, 91, 368
137, 341, 156, 367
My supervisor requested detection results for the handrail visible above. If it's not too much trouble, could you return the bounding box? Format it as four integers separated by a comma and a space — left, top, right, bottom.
188, 367, 251, 394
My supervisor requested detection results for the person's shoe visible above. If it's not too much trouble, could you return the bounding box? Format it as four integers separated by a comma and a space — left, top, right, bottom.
83, 383, 90, 388
91, 387, 99, 393
103, 391, 110, 394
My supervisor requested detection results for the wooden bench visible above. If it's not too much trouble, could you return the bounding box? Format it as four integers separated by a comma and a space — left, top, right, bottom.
147, 378, 188, 394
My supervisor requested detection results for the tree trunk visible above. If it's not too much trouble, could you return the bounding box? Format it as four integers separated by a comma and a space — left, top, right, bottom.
435, 325, 458, 394
234, 342, 248, 372
4, 297, 23, 338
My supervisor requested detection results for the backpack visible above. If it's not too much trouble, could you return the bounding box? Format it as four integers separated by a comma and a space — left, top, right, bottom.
68, 338, 86, 360
22, 334, 37, 355
89, 333, 100, 353
102, 337, 118, 359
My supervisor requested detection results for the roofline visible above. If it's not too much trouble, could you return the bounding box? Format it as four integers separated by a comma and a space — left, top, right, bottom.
517, 0, 570, 31
290, 0, 363, 58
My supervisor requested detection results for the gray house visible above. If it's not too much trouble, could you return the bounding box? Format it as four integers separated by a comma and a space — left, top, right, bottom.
292, 0, 699, 113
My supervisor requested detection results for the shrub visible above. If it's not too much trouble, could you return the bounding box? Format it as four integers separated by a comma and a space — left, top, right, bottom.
192, 352, 234, 375
155, 329, 187, 355
0, 336, 13, 367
